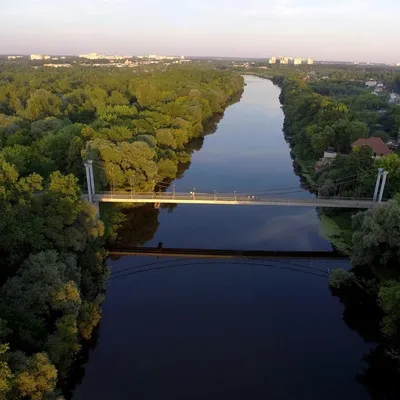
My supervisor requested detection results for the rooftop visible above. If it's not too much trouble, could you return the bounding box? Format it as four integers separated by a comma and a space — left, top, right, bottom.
352, 137, 392, 156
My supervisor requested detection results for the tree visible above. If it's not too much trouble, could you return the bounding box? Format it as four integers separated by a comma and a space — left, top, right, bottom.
78, 301, 102, 340
25, 90, 61, 121
379, 281, 400, 337
329, 268, 355, 289
331, 119, 368, 153
45, 315, 80, 369
157, 159, 178, 179
156, 129, 177, 149
0, 344, 12, 398
0, 251, 73, 348
107, 90, 129, 106
375, 154, 400, 198
15, 353, 57, 400
352, 201, 400, 269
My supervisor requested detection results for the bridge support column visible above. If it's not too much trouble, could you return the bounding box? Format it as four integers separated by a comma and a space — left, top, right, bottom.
84, 162, 92, 203
87, 160, 95, 198
373, 168, 384, 202
94, 201, 100, 218
378, 171, 388, 203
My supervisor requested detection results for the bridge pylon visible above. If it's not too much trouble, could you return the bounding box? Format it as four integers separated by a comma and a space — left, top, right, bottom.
373, 168, 384, 202
84, 160, 95, 203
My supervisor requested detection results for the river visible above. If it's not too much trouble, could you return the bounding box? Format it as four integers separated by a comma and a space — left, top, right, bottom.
72, 76, 373, 399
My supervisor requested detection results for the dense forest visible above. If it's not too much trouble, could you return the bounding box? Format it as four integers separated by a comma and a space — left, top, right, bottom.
0, 65, 244, 398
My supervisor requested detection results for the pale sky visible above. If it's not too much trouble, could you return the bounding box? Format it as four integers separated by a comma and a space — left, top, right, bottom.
1, 0, 399, 63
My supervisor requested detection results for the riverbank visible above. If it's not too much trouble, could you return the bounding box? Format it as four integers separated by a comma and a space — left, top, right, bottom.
288, 140, 355, 255
264, 74, 357, 255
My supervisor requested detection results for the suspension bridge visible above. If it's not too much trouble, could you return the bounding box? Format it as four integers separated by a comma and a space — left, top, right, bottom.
89, 191, 378, 208
83, 161, 389, 210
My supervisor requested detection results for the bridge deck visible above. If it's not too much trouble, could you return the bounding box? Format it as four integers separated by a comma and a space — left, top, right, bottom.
108, 246, 348, 260
89, 192, 380, 209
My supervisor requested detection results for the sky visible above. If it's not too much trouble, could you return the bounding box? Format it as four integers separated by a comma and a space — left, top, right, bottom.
1, 0, 399, 63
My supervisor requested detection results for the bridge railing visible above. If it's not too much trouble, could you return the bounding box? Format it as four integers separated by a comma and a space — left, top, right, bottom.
90, 191, 379, 202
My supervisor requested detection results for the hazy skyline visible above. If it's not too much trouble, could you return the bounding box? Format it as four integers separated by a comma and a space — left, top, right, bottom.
2, 0, 399, 63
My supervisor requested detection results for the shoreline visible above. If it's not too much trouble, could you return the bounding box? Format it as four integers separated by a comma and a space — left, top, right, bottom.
244, 72, 355, 255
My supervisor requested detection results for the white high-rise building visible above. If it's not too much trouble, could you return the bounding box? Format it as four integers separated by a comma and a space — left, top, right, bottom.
307, 58, 314, 65
269, 56, 276, 64
30, 54, 43, 60
279, 57, 289, 64
294, 57, 303, 65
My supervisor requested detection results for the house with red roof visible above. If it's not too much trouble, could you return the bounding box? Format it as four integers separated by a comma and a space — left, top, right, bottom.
351, 137, 392, 158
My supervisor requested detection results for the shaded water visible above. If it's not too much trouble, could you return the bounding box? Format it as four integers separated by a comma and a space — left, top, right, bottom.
72, 76, 373, 399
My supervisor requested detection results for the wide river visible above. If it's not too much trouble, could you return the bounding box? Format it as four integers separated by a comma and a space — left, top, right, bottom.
73, 76, 373, 399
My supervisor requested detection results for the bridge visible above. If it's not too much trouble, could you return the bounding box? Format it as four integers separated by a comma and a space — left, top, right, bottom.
83, 161, 390, 210
107, 246, 349, 260
89, 191, 379, 209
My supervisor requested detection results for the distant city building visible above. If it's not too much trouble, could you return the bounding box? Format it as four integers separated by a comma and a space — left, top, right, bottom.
7, 55, 23, 60
269, 56, 276, 64
30, 54, 43, 60
79, 53, 101, 59
78, 53, 130, 60
307, 58, 314, 65
293, 57, 303, 65
147, 54, 182, 60
279, 56, 289, 64
44, 64, 71, 68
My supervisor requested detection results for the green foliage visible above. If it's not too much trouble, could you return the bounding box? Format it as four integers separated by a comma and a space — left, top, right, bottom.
0, 65, 244, 398
375, 154, 400, 198
156, 129, 177, 149
0, 344, 12, 397
352, 201, 400, 269
329, 268, 355, 289
46, 314, 81, 369
14, 352, 57, 400
0, 66, 243, 194
78, 301, 102, 340
25, 90, 62, 121
379, 281, 400, 337
157, 158, 178, 179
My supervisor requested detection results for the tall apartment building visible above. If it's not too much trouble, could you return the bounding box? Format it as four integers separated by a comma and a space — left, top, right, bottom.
79, 53, 104, 59
30, 54, 43, 60
269, 56, 276, 64
294, 57, 303, 65
279, 57, 289, 64
307, 58, 314, 65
